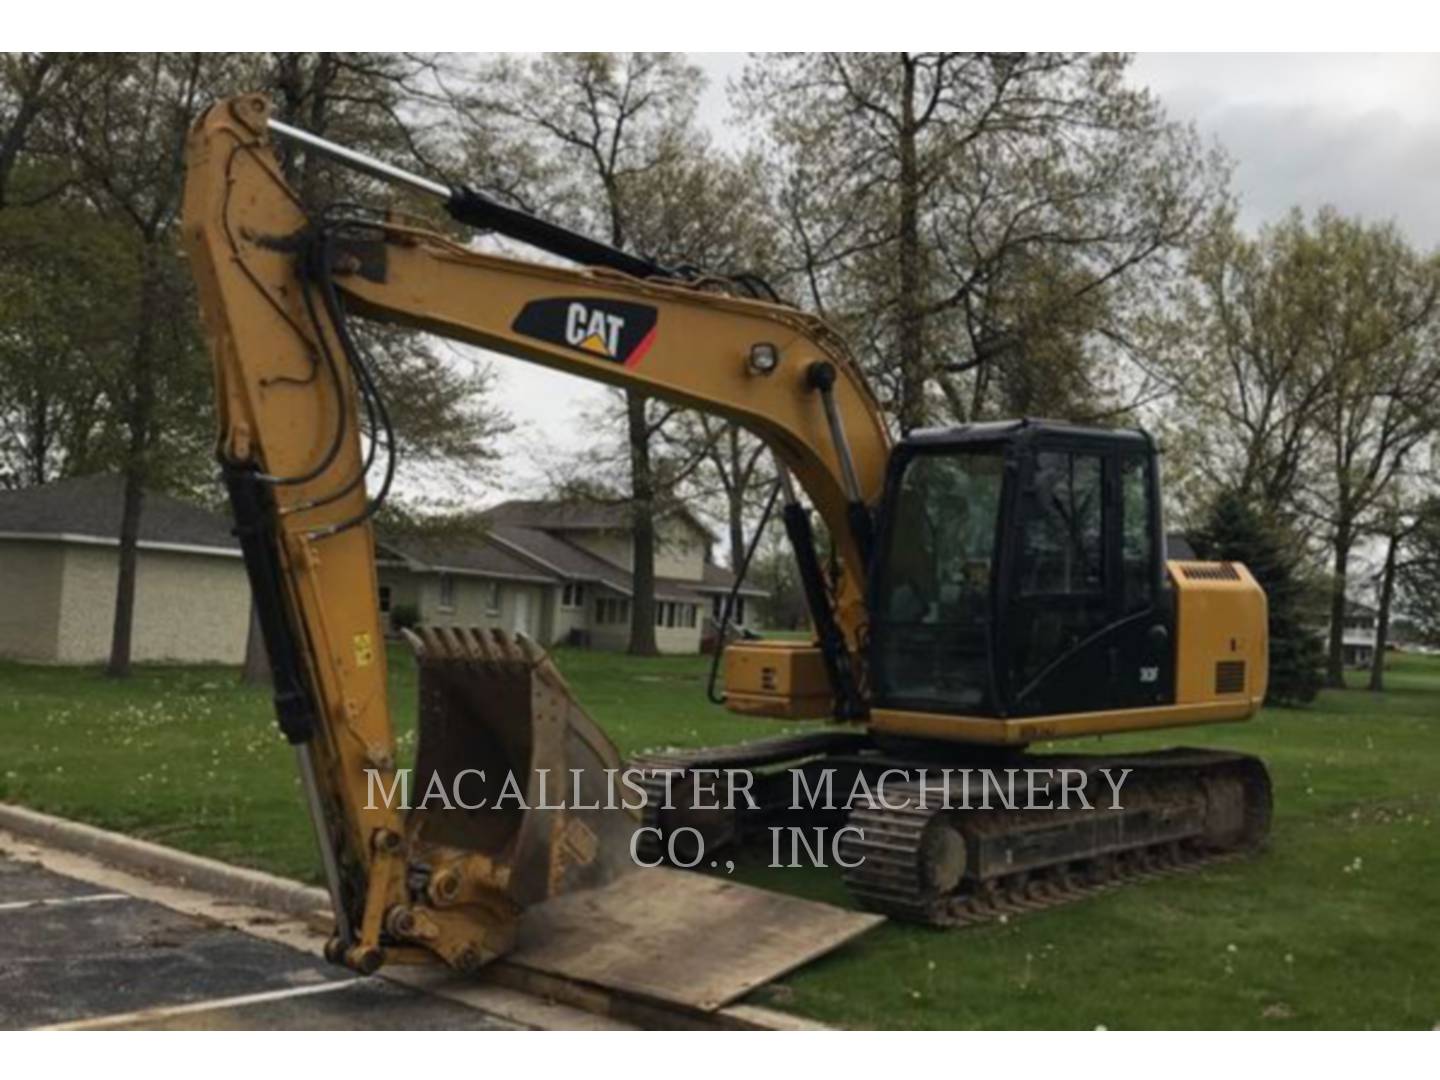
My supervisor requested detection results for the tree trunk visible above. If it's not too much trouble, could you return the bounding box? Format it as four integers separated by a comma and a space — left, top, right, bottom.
1368, 530, 1399, 692
240, 600, 272, 686
106, 247, 160, 679
727, 489, 746, 576
0, 55, 59, 211
895, 55, 925, 433
1324, 525, 1352, 689
106, 467, 145, 678
626, 391, 659, 656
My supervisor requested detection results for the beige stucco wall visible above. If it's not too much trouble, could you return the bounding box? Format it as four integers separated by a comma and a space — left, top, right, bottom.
586, 590, 702, 654
656, 620, 702, 654
571, 531, 632, 573
569, 520, 709, 582
51, 544, 250, 664
0, 539, 66, 661
395, 569, 555, 644
549, 590, 589, 646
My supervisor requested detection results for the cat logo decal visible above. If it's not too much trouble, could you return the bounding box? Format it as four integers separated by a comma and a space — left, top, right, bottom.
512, 298, 658, 368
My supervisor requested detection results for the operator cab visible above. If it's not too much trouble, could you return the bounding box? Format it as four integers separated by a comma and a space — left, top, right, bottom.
868, 419, 1173, 720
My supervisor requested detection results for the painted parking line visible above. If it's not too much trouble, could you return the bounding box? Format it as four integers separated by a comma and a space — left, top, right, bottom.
0, 892, 128, 913
41, 978, 362, 1031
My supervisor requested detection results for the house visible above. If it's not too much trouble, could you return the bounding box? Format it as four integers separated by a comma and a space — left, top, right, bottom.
0, 476, 768, 665
376, 499, 768, 655
1334, 601, 1378, 669
0, 475, 250, 664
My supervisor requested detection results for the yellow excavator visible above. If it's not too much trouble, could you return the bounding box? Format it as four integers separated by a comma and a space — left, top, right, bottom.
180, 95, 1272, 993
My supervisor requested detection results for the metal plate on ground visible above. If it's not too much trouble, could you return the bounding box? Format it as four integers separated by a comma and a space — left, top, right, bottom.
507, 868, 882, 1012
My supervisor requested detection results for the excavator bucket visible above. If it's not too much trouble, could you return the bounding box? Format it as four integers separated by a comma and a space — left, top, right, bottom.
404, 626, 638, 904
400, 627, 881, 1012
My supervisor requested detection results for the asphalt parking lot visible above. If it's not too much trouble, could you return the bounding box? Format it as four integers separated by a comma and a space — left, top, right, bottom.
0, 852, 515, 1030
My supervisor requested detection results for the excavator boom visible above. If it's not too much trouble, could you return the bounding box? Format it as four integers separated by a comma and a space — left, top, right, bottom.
180, 95, 885, 984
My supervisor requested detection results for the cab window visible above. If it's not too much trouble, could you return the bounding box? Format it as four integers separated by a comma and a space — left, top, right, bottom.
1018, 452, 1104, 597
1120, 454, 1156, 613
870, 451, 1004, 710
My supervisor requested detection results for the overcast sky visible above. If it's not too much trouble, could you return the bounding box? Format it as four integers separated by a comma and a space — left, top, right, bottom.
477, 53, 1440, 503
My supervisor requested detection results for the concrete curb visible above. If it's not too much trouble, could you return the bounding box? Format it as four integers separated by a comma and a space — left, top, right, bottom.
0, 802, 329, 918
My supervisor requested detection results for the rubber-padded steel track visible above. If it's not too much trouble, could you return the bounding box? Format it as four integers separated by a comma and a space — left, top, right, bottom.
838, 750, 1272, 926
629, 738, 1271, 928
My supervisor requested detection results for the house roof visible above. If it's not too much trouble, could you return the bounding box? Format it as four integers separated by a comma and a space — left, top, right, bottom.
383, 502, 770, 602
695, 560, 769, 598
486, 498, 717, 543
485, 524, 707, 601
486, 525, 630, 588
0, 474, 238, 555
378, 533, 559, 585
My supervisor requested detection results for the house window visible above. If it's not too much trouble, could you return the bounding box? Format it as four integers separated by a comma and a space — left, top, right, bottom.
485, 581, 501, 616
597, 597, 631, 625
710, 595, 743, 625
438, 573, 456, 613
562, 583, 585, 609
378, 585, 392, 614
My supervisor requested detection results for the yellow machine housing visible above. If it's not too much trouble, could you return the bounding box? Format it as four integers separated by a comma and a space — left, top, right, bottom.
724, 640, 834, 719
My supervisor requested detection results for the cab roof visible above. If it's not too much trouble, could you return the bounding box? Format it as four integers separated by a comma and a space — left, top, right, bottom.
901, 417, 1153, 450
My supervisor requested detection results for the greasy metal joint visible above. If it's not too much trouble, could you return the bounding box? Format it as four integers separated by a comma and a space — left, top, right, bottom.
346, 945, 384, 975
372, 828, 404, 855
384, 904, 418, 939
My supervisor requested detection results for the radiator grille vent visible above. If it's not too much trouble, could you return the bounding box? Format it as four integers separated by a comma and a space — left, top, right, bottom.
1179, 562, 1242, 581
1215, 660, 1246, 695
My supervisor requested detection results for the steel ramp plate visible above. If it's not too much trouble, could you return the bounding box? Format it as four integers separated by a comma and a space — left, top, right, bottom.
507, 867, 882, 1012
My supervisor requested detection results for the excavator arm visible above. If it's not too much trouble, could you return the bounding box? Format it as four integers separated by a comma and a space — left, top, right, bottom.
179, 95, 889, 975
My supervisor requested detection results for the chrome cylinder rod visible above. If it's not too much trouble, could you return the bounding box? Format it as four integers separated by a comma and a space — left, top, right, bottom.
295, 742, 353, 946
268, 117, 450, 200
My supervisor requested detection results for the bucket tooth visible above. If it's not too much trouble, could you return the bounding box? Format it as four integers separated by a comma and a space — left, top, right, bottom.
400, 627, 426, 657
458, 625, 490, 661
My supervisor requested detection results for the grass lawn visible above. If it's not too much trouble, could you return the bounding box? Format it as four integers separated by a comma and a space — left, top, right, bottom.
1, 645, 1437, 1029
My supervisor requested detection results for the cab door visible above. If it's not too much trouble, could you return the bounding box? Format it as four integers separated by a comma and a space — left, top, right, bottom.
998, 439, 1172, 717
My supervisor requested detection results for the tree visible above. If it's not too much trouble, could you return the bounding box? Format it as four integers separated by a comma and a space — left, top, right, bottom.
1363, 451, 1438, 692
747, 526, 807, 631
1191, 488, 1325, 706
0, 201, 131, 487
2, 53, 510, 678
1166, 208, 1440, 688
57, 54, 226, 678
1292, 212, 1440, 688
1397, 495, 1440, 646
0, 53, 88, 210
663, 413, 772, 571
454, 52, 710, 655
738, 52, 1225, 431
0, 54, 112, 489
1159, 209, 1337, 516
